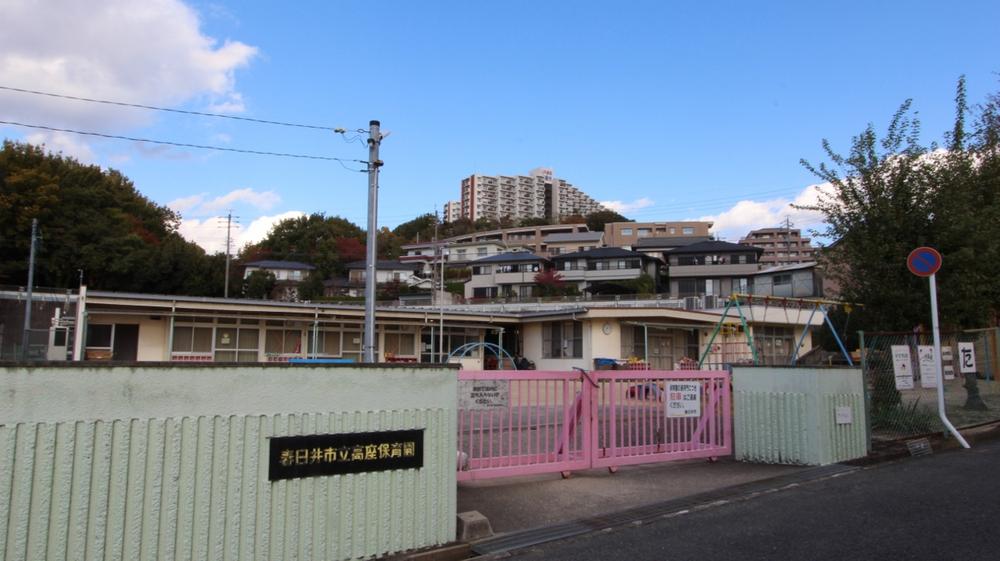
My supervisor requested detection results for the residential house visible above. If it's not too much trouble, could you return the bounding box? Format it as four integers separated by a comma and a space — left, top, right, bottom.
241, 260, 316, 301
326, 260, 427, 297
751, 262, 824, 299
549, 247, 661, 295
662, 241, 764, 306
543, 231, 605, 256
464, 252, 549, 300
604, 221, 713, 248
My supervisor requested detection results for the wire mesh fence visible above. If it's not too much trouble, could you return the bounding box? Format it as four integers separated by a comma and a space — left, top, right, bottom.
861, 329, 1000, 444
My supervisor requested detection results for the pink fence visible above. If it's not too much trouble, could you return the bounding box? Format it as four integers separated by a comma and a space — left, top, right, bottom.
456, 369, 731, 481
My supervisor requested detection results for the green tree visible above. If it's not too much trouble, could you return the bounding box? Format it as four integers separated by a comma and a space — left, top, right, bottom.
585, 209, 630, 232
800, 77, 1000, 330
242, 270, 276, 299
0, 141, 222, 294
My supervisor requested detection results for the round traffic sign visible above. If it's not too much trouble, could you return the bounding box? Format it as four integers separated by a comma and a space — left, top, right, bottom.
907, 247, 942, 277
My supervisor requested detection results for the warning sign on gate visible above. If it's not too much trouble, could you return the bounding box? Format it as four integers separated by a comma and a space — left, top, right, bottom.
666, 382, 701, 418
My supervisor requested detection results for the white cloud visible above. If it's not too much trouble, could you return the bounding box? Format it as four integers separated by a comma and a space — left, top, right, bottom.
698, 183, 833, 242
168, 188, 281, 216
202, 188, 280, 212
0, 0, 257, 142
167, 194, 206, 213
24, 131, 95, 162
601, 197, 655, 214
177, 210, 305, 253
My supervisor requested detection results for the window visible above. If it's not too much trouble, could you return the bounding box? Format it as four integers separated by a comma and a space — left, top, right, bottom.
456, 249, 467, 259
308, 329, 343, 356
682, 227, 695, 235
734, 277, 750, 293
265, 328, 303, 355
542, 321, 583, 358
86, 324, 113, 348
637, 228, 651, 237
477, 247, 488, 256
171, 326, 213, 353
678, 278, 700, 297
214, 326, 259, 362
550, 247, 561, 255
756, 326, 794, 365
621, 228, 633, 236
290, 270, 302, 280
472, 265, 491, 275
384, 332, 416, 357
773, 274, 792, 286
669, 227, 676, 234
737, 254, 747, 264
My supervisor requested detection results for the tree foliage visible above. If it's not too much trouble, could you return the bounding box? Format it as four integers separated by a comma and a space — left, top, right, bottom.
0, 141, 223, 295
801, 77, 1000, 330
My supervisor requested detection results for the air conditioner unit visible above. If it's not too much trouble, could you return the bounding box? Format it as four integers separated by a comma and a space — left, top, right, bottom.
704, 295, 718, 309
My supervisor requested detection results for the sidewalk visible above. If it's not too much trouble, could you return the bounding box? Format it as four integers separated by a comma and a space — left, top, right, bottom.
457, 457, 805, 535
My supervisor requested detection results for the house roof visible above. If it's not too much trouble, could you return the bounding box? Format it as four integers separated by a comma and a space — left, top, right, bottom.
243, 260, 316, 270
345, 260, 422, 271
668, 240, 764, 255
635, 236, 712, 249
471, 252, 549, 264
753, 262, 818, 275
543, 232, 604, 243
550, 247, 659, 261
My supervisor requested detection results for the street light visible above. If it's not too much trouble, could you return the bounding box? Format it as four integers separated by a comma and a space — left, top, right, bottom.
438, 243, 449, 362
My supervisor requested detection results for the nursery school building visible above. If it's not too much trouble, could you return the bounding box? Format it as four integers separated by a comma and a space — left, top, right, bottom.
56, 288, 825, 370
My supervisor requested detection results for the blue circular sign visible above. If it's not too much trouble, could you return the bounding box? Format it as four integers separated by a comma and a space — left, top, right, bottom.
907, 247, 942, 277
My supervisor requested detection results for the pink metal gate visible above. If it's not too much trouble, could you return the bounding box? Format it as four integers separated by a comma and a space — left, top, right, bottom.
457, 369, 731, 481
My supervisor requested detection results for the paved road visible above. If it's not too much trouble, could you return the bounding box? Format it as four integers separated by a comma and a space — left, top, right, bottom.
501, 440, 1000, 560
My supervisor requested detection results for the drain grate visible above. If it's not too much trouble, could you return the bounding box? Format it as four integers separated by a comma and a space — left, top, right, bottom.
470, 463, 858, 556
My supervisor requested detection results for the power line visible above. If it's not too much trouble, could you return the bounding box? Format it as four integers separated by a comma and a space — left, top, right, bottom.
0, 85, 358, 132
0, 119, 368, 169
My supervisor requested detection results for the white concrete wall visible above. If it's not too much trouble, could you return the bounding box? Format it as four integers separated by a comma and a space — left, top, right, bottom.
0, 364, 457, 561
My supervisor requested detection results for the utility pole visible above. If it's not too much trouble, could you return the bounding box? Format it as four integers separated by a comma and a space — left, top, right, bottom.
783, 216, 793, 265
224, 210, 233, 298
436, 209, 445, 362
22, 218, 38, 360
362, 120, 382, 363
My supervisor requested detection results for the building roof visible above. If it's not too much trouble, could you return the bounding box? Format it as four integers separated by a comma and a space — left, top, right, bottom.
635, 236, 712, 249
550, 247, 658, 261
471, 252, 549, 264
345, 260, 422, 271
543, 232, 605, 243
753, 262, 818, 275
668, 240, 764, 255
243, 260, 316, 270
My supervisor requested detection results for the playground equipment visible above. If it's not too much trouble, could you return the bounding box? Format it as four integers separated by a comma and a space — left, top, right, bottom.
698, 293, 855, 368
448, 341, 521, 369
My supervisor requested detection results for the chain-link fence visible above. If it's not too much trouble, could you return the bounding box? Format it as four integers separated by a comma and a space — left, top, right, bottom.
0, 288, 77, 361
861, 329, 1000, 445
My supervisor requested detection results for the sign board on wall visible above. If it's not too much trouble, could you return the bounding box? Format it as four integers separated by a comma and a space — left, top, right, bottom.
459, 379, 510, 409
890, 345, 914, 390
958, 342, 977, 374
666, 382, 701, 418
269, 429, 424, 481
918, 345, 938, 388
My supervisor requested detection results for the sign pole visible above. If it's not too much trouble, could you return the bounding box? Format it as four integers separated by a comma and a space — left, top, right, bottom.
927, 272, 969, 448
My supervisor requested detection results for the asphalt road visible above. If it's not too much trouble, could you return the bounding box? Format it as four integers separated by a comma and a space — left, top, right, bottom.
501, 439, 1000, 561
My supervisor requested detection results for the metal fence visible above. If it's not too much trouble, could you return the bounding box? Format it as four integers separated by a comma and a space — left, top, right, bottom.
456, 369, 732, 481
860, 329, 1000, 444
0, 288, 77, 361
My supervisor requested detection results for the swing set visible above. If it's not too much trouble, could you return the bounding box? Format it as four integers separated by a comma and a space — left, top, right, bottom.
697, 293, 855, 368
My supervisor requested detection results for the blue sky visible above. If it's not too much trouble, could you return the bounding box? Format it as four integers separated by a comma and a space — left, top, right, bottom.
2, 0, 999, 252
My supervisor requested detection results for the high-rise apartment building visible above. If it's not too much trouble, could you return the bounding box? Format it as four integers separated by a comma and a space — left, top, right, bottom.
738, 227, 816, 265
455, 167, 606, 222
443, 200, 462, 222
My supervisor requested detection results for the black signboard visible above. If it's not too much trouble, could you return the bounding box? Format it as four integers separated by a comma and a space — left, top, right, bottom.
269, 429, 424, 481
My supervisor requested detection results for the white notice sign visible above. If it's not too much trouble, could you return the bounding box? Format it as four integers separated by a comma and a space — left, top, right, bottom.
666, 382, 701, 418
958, 342, 977, 374
458, 380, 510, 409
890, 345, 914, 390
918, 345, 938, 388
835, 406, 853, 425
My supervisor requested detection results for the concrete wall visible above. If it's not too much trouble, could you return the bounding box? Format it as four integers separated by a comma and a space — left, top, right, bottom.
0, 364, 457, 561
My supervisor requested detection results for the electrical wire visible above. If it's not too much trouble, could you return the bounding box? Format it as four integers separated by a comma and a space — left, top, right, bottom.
0, 119, 368, 169
0, 85, 354, 132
